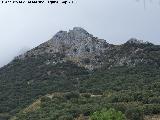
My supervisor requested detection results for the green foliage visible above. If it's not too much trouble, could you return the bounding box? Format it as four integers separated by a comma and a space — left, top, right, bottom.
0, 43, 160, 120
13, 94, 148, 120
125, 107, 143, 120
90, 108, 126, 120
81, 93, 91, 98
64, 92, 80, 100
0, 53, 88, 117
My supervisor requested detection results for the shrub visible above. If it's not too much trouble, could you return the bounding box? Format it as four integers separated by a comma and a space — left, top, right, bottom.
58, 115, 73, 120
81, 93, 91, 98
125, 107, 143, 120
64, 92, 80, 100
89, 108, 126, 120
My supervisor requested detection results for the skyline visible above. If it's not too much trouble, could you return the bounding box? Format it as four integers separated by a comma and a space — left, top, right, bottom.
0, 0, 160, 67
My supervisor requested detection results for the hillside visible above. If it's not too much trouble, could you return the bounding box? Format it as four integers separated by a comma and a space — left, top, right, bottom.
0, 27, 160, 120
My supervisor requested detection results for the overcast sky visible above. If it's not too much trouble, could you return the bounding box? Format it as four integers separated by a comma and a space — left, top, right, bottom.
0, 0, 160, 67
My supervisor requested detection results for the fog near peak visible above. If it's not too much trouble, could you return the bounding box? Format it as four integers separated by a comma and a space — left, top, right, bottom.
0, 0, 160, 67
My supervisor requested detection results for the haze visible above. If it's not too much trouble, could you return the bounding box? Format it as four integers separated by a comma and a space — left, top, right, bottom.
0, 0, 160, 67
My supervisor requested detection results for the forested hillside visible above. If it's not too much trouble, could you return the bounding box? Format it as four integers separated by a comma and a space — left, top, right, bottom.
0, 28, 160, 120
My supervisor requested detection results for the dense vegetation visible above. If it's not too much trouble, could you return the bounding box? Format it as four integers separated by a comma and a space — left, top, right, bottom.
90, 108, 126, 120
0, 42, 160, 120
5, 64, 160, 120
13, 90, 160, 120
0, 53, 89, 119
13, 92, 143, 120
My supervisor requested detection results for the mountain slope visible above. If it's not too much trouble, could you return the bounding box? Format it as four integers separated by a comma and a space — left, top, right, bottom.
0, 27, 160, 120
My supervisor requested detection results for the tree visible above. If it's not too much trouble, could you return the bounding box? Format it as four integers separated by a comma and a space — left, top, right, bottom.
125, 107, 143, 120
89, 108, 126, 120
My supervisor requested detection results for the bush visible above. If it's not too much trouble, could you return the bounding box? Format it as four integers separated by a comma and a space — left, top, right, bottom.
125, 107, 143, 120
144, 104, 160, 115
148, 97, 160, 104
89, 108, 126, 120
64, 92, 80, 100
58, 115, 73, 120
40, 96, 51, 103
81, 93, 91, 98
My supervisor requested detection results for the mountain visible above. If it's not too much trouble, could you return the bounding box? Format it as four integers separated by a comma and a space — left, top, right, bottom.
16, 27, 110, 70
0, 27, 160, 120
16, 27, 159, 70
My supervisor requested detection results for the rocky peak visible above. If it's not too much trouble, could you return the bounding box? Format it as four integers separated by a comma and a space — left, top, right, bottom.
52, 30, 68, 40
72, 27, 89, 35
70, 27, 91, 39
51, 27, 93, 43
126, 38, 152, 45
127, 38, 144, 44
17, 27, 110, 70
14, 27, 159, 70
49, 27, 109, 55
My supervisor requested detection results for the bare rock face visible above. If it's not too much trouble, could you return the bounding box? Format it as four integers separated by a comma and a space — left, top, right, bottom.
17, 27, 110, 70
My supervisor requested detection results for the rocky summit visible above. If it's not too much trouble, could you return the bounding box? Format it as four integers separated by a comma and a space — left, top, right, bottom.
16, 27, 158, 70
16, 27, 110, 70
